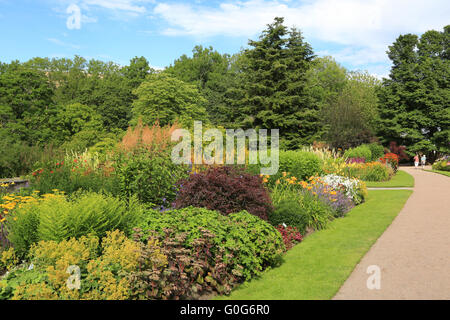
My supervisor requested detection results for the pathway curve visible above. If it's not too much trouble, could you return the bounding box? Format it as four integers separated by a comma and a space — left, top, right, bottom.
334, 167, 450, 300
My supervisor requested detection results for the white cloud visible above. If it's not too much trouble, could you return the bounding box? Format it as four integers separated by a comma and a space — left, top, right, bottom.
153, 1, 293, 37
152, 0, 449, 75
80, 0, 153, 13
153, 0, 448, 42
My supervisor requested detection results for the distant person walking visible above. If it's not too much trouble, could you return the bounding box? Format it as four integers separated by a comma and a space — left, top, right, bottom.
414, 154, 419, 169
421, 154, 427, 169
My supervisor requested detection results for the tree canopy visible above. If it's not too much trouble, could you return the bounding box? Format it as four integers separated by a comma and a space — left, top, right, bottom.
131, 73, 208, 127
0, 17, 448, 177
377, 25, 450, 155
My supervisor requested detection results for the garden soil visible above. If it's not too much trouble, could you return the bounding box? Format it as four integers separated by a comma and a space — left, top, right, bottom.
334, 166, 450, 300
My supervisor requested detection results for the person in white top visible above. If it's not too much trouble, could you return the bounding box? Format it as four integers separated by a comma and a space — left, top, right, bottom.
421, 154, 426, 169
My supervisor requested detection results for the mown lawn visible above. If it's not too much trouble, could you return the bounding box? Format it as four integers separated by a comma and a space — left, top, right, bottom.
364, 169, 414, 188
216, 189, 412, 300
425, 170, 450, 177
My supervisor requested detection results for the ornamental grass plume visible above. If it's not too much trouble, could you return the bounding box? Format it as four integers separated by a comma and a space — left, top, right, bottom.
119, 119, 180, 154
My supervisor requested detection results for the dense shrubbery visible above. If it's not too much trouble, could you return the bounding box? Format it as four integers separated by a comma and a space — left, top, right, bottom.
268, 173, 355, 232
114, 149, 187, 206
1, 206, 285, 300
343, 143, 386, 163
133, 207, 284, 282
0, 231, 154, 300
278, 150, 323, 181
432, 158, 450, 171
175, 166, 273, 221
344, 145, 372, 162
113, 121, 189, 206
130, 228, 238, 299
1, 142, 390, 301
5, 191, 142, 258
28, 122, 190, 207
0, 146, 380, 300
367, 143, 385, 161
0, 143, 51, 179
269, 199, 309, 234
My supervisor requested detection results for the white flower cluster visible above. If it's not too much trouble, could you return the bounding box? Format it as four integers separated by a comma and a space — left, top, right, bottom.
322, 174, 363, 204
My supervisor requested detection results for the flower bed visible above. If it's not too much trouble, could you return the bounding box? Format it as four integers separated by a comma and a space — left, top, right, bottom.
1, 142, 377, 300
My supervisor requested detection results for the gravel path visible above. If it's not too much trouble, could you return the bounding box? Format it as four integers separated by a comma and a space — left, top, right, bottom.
334, 167, 450, 300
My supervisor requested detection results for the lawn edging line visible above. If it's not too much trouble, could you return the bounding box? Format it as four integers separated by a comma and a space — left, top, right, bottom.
424, 169, 450, 178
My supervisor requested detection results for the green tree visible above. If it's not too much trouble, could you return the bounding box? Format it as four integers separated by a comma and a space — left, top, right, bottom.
32, 56, 135, 132
0, 63, 54, 144
48, 103, 104, 146
238, 17, 316, 149
166, 46, 235, 125
122, 56, 154, 89
322, 71, 380, 149
305, 56, 348, 111
378, 26, 450, 155
130, 73, 208, 127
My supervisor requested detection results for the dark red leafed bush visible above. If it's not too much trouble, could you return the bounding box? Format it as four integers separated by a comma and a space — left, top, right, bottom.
389, 141, 408, 161
276, 225, 303, 251
175, 166, 273, 220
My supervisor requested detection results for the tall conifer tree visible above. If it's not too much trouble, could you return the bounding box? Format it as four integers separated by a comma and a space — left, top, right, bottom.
240, 17, 316, 149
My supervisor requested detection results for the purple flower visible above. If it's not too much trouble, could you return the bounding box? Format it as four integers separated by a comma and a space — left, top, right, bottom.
346, 157, 365, 164
305, 183, 354, 217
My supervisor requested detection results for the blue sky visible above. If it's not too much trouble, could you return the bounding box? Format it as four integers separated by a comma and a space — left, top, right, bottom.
0, 0, 448, 78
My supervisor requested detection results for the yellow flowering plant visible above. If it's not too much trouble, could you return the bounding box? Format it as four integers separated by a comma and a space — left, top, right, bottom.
5, 230, 163, 300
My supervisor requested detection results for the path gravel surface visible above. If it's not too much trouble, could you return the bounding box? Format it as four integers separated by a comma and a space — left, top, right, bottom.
334, 167, 450, 300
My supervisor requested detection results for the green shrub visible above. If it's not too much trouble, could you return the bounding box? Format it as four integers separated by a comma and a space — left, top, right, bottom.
367, 143, 385, 161
432, 160, 450, 171
270, 190, 333, 232
279, 150, 323, 180
0, 139, 62, 179
270, 183, 300, 208
298, 191, 334, 231
269, 199, 308, 234
6, 192, 143, 258
269, 172, 336, 231
113, 148, 188, 206
344, 145, 372, 162
133, 207, 285, 281
246, 150, 323, 184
